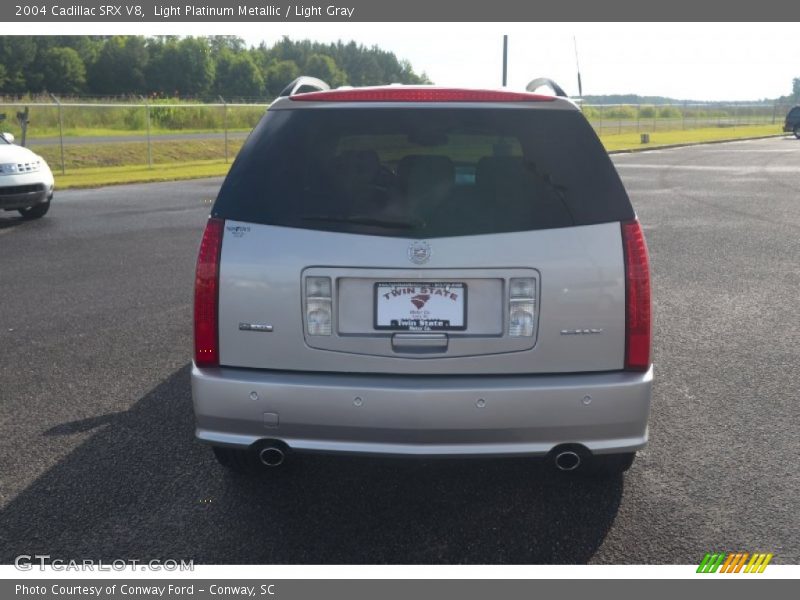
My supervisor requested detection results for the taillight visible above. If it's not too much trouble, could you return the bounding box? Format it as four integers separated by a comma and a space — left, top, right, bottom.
290, 87, 556, 103
194, 217, 224, 367
622, 219, 652, 371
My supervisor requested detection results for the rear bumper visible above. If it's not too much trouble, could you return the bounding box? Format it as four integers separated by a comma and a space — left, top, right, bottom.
192, 365, 653, 457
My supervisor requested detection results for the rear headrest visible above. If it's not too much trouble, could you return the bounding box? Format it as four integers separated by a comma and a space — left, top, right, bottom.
397, 155, 455, 191
331, 150, 381, 183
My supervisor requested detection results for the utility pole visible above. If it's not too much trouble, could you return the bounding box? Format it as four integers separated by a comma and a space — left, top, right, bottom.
218, 96, 229, 163
573, 36, 583, 100
49, 94, 65, 175
502, 35, 508, 87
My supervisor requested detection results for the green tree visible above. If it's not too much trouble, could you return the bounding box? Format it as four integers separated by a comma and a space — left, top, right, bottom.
264, 60, 300, 96
145, 37, 215, 97
0, 35, 430, 98
52, 36, 104, 66
89, 36, 148, 95
304, 54, 347, 88
793, 77, 800, 103
0, 37, 38, 93
145, 37, 181, 96
207, 36, 246, 55
173, 37, 215, 97
215, 52, 264, 99
39, 47, 86, 94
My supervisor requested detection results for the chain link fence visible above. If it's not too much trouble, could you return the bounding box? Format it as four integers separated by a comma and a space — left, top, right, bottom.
0, 97, 794, 173
583, 101, 794, 136
0, 97, 267, 174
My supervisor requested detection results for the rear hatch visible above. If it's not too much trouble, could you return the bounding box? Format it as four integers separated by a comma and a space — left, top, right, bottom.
209, 93, 636, 375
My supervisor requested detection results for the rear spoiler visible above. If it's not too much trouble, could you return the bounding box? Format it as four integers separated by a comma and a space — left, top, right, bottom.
278, 76, 330, 98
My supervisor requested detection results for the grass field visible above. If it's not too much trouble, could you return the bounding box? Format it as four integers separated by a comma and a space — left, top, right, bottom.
0, 101, 265, 140
49, 124, 785, 189
600, 124, 783, 151
24, 126, 252, 139
37, 138, 246, 171
56, 161, 235, 188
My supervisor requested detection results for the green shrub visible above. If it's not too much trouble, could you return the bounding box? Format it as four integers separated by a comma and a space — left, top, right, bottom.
657, 106, 682, 119
638, 106, 656, 118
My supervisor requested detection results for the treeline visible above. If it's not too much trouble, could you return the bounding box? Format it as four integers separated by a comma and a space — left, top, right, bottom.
0, 36, 430, 100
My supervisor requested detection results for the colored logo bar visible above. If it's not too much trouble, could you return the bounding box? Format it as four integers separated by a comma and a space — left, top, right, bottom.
697, 552, 773, 573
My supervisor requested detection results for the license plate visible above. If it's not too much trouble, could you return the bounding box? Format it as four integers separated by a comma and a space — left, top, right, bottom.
374, 282, 467, 331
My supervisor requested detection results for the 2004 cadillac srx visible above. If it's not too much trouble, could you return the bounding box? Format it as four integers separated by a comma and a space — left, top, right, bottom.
191, 78, 653, 477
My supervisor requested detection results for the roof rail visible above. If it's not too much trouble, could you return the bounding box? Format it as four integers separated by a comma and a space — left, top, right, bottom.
278, 76, 330, 98
525, 78, 568, 98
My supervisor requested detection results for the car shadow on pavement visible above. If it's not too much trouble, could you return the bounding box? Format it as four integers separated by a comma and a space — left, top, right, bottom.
0, 364, 624, 565
0, 214, 28, 229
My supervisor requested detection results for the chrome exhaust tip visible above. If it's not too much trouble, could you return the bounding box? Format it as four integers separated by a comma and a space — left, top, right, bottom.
554, 450, 581, 471
258, 447, 285, 467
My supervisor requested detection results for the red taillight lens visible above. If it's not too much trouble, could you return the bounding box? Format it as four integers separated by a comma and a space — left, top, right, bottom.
622, 219, 652, 371
194, 217, 224, 367
290, 87, 556, 103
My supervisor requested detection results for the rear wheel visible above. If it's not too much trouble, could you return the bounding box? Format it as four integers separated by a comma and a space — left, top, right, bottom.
793, 125, 800, 139
18, 197, 51, 220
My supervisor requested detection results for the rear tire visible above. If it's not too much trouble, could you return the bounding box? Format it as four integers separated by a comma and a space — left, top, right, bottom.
793, 125, 800, 139
18, 197, 51, 220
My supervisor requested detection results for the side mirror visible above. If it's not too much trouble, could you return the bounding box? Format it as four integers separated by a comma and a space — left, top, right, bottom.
1, 132, 15, 144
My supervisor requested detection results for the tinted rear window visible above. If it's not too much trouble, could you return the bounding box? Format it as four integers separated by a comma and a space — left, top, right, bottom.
213, 107, 633, 237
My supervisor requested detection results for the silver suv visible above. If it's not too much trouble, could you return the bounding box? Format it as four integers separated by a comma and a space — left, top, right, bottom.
192, 78, 653, 476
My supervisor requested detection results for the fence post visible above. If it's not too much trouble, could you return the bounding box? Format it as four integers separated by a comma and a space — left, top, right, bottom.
218, 96, 229, 163
49, 93, 65, 175
598, 105, 603, 137
141, 96, 152, 169
16, 107, 30, 147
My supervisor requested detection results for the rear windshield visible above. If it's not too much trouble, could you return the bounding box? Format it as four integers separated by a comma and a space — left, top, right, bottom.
213, 107, 633, 237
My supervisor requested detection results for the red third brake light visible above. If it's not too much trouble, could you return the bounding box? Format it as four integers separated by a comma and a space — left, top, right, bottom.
194, 217, 224, 367
290, 87, 557, 103
622, 219, 652, 371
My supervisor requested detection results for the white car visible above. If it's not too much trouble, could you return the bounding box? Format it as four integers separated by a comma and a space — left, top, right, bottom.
0, 133, 55, 219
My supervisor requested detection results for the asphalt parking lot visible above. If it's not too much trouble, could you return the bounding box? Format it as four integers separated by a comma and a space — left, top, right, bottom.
1, 137, 798, 564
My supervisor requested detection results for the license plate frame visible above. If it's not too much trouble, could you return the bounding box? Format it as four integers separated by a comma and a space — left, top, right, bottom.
374, 282, 467, 332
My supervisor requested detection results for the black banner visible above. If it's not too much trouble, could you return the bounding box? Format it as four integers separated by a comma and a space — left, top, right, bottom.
2, 579, 797, 600
0, 0, 793, 22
